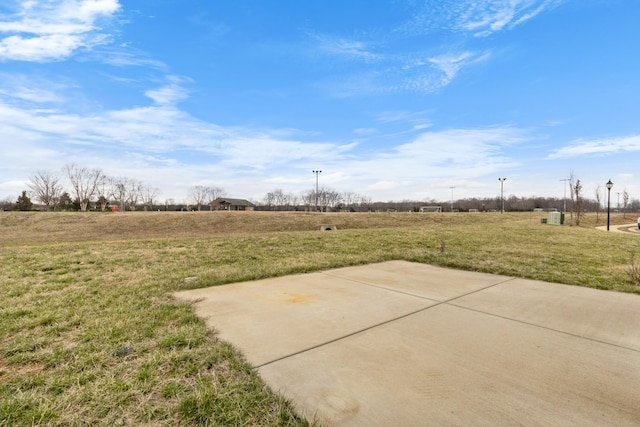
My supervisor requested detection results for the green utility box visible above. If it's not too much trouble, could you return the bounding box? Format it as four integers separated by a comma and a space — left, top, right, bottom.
548, 212, 565, 225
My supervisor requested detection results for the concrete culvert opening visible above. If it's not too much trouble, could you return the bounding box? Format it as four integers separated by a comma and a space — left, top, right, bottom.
320, 225, 337, 231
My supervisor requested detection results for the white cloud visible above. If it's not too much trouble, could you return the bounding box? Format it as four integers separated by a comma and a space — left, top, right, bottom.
144, 76, 192, 106
311, 33, 382, 62
399, 0, 564, 37
387, 127, 525, 169
314, 0, 555, 95
0, 94, 351, 168
548, 135, 640, 159
94, 47, 167, 69
428, 50, 489, 85
322, 50, 488, 97
312, 34, 490, 95
0, 0, 121, 62
0, 73, 70, 103
294, 126, 527, 200
377, 110, 428, 124
461, 0, 563, 37
353, 128, 378, 136
0, 87, 532, 201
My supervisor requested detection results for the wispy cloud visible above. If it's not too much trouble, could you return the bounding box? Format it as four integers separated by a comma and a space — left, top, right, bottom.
0, 79, 529, 200
376, 110, 430, 124
0, 0, 121, 62
309, 3, 509, 96
312, 126, 525, 199
0, 73, 72, 103
91, 46, 167, 69
144, 76, 192, 106
548, 135, 640, 159
319, 48, 490, 97
0, 94, 350, 169
458, 0, 562, 37
388, 127, 526, 169
400, 0, 564, 37
428, 50, 491, 85
310, 33, 382, 62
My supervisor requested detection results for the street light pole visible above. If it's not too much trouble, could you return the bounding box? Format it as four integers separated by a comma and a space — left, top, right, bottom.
498, 178, 507, 213
606, 179, 613, 231
449, 186, 455, 212
312, 170, 322, 212
560, 178, 569, 213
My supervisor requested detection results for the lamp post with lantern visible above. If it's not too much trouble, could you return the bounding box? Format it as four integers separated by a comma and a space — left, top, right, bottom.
313, 170, 322, 212
498, 178, 507, 213
606, 179, 613, 231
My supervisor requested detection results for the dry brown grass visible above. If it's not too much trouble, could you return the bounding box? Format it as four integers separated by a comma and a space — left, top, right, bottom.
1, 210, 639, 426
0, 210, 459, 243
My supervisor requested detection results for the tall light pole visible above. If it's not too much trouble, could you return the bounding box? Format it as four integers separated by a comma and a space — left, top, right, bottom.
449, 186, 456, 212
560, 178, 569, 213
606, 179, 613, 231
498, 178, 507, 213
616, 192, 621, 210
312, 170, 322, 212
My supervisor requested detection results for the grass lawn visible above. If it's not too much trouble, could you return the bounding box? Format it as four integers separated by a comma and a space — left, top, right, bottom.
1, 211, 639, 425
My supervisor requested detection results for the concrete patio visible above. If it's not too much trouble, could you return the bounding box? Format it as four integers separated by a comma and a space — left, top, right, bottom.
175, 260, 640, 426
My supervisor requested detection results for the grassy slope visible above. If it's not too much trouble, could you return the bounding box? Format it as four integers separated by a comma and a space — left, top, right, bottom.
1, 211, 639, 426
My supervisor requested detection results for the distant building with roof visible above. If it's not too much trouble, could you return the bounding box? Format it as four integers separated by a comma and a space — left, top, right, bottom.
211, 198, 255, 211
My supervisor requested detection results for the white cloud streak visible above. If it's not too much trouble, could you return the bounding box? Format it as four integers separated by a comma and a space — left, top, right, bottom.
309, 2, 518, 96
428, 50, 491, 85
0, 82, 530, 201
312, 33, 382, 62
0, 73, 70, 103
144, 76, 192, 106
0, 0, 121, 62
400, 0, 564, 37
318, 46, 490, 96
548, 135, 640, 159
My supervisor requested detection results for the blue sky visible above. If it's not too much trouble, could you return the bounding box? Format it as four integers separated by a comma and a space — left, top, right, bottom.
1, 0, 639, 204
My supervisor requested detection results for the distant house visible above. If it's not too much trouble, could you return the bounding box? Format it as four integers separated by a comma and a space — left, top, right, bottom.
211, 198, 255, 211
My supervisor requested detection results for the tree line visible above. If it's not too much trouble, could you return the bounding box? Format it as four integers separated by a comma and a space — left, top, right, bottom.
2, 167, 638, 216
3, 165, 161, 212
260, 188, 372, 212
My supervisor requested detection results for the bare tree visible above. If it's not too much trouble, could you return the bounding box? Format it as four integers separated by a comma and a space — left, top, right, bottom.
0, 196, 14, 211
65, 164, 105, 211
314, 187, 341, 212
325, 188, 342, 211
110, 178, 128, 211
110, 177, 142, 212
263, 188, 295, 210
272, 189, 285, 208
341, 191, 359, 211
206, 186, 226, 210
569, 173, 583, 225
95, 175, 113, 212
265, 188, 294, 210
188, 185, 226, 211
263, 191, 276, 210
28, 170, 63, 211
358, 195, 372, 211
594, 186, 602, 224
289, 193, 300, 209
298, 189, 369, 212
301, 190, 314, 211
189, 185, 209, 211
126, 179, 143, 211
141, 186, 160, 211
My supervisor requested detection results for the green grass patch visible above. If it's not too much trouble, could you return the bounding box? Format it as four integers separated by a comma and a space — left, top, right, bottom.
0, 211, 638, 425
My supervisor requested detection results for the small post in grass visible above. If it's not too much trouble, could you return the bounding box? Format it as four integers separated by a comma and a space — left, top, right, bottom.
606, 179, 613, 231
